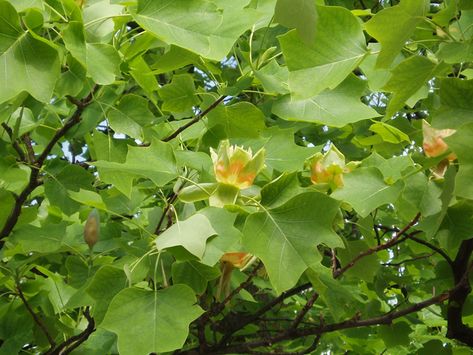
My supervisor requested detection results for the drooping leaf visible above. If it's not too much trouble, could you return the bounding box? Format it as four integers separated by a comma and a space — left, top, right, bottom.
207, 102, 266, 138
158, 74, 200, 113
130, 0, 260, 60
94, 139, 178, 197
156, 213, 217, 259
172, 260, 220, 294
279, 6, 366, 99
0, 2, 60, 104
274, 0, 318, 43
272, 75, 379, 127
243, 192, 342, 293
383, 56, 437, 118
107, 94, 155, 140
101, 285, 203, 355
445, 123, 473, 199
365, 0, 429, 68
331, 167, 404, 218
44, 164, 95, 215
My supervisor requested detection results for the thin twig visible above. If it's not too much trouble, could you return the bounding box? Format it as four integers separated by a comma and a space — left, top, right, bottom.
382, 253, 434, 267
1, 122, 26, 161
290, 292, 319, 330
155, 192, 178, 235
162, 96, 225, 142
16, 283, 56, 348
408, 235, 454, 268
22, 133, 36, 163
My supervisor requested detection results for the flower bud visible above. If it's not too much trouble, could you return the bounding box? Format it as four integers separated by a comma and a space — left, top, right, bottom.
422, 120, 456, 160
310, 144, 357, 190
84, 209, 100, 249
220, 252, 252, 269
210, 140, 265, 189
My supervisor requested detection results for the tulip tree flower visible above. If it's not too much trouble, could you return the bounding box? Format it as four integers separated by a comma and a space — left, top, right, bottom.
211, 140, 265, 189
217, 252, 253, 299
310, 144, 358, 191
209, 140, 265, 207
422, 120, 456, 160
422, 120, 457, 179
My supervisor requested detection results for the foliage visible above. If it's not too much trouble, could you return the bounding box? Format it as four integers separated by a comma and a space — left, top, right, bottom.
1, 0, 473, 354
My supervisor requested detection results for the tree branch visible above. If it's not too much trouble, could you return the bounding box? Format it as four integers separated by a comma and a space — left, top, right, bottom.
214, 282, 312, 346
0, 86, 98, 243
45, 307, 95, 355
162, 96, 226, 142
289, 292, 319, 330
333, 213, 421, 278
446, 239, 473, 346
207, 290, 450, 354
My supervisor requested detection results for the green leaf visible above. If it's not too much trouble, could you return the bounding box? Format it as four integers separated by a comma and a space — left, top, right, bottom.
254, 59, 290, 94
260, 172, 305, 209
378, 321, 411, 347
0, 189, 15, 229
86, 43, 121, 85
199, 207, 242, 266
439, 200, 473, 242
8, 223, 69, 254
243, 192, 342, 293
101, 285, 203, 354
62, 21, 87, 65
337, 240, 379, 281
172, 260, 220, 294
368, 122, 410, 144
331, 167, 404, 218
86, 266, 127, 324
365, 0, 429, 68
274, 0, 318, 43
0, 1, 60, 104
129, 55, 159, 94
433, 78, 473, 128
437, 40, 473, 64
158, 74, 200, 113
279, 6, 366, 99
156, 213, 217, 259
130, 0, 260, 60
245, 127, 317, 172
272, 75, 379, 127
68, 189, 107, 210
44, 164, 95, 215
94, 139, 178, 197
399, 173, 442, 218
362, 153, 414, 182
445, 123, 473, 199
83, 0, 124, 43
383, 56, 437, 118
207, 102, 266, 138
107, 94, 155, 140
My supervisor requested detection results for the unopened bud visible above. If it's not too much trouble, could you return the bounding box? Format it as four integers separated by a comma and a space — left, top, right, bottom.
84, 209, 100, 249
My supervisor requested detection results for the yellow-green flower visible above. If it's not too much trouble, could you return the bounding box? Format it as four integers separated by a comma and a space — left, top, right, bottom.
210, 140, 265, 189
310, 144, 357, 190
422, 120, 456, 160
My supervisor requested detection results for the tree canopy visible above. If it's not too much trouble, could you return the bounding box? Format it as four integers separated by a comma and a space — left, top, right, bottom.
1, 0, 473, 354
